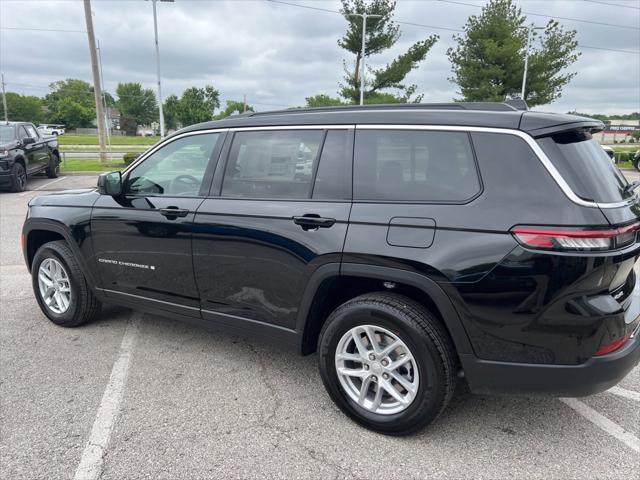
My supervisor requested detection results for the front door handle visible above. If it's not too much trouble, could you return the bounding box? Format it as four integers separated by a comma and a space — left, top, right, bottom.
293, 214, 336, 231
160, 207, 189, 218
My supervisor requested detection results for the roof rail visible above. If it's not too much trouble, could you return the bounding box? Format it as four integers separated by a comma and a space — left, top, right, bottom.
245, 102, 521, 118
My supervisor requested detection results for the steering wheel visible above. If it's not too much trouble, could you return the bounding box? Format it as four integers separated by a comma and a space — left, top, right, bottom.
170, 174, 201, 195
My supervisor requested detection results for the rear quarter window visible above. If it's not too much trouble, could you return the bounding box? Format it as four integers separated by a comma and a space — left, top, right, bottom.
353, 130, 481, 202
537, 130, 630, 204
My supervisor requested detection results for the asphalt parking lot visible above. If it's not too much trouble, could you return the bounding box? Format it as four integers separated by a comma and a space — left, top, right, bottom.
1, 174, 639, 480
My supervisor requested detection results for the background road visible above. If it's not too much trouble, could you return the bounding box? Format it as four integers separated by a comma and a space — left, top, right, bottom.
1, 175, 638, 480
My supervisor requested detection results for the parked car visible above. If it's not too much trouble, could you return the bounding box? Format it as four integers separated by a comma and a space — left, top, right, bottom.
37, 124, 65, 136
0, 122, 61, 192
22, 104, 640, 435
634, 149, 640, 171
602, 145, 614, 161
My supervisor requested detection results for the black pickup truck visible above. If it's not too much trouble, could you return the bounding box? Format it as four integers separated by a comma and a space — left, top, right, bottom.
0, 121, 61, 192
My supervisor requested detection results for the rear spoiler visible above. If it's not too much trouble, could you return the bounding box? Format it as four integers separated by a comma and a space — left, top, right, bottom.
520, 112, 605, 137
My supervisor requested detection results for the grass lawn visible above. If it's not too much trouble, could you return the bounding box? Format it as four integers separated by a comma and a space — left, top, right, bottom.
59, 134, 160, 146
612, 145, 639, 152
60, 158, 126, 173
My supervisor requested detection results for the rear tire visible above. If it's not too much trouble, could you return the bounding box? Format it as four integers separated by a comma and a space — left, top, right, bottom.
318, 292, 457, 435
9, 162, 27, 192
46, 153, 60, 178
32, 240, 101, 327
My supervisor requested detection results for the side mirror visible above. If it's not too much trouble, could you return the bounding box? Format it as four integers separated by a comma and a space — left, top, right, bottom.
22, 137, 35, 145
97, 171, 123, 196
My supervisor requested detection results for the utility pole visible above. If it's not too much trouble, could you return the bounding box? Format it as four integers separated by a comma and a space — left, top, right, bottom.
1, 74, 8, 124
243, 94, 247, 113
96, 40, 112, 156
349, 12, 382, 105
83, 0, 107, 162
520, 25, 544, 100
150, 0, 173, 138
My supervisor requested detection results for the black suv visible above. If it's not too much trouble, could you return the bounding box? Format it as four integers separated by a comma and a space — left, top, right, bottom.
22, 104, 640, 435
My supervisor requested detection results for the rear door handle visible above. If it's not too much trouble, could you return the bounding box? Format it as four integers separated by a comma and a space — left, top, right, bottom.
293, 215, 336, 230
160, 207, 189, 218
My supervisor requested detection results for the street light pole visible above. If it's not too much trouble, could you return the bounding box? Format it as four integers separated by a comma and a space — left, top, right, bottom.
150, 0, 173, 138
349, 12, 382, 105
520, 25, 544, 100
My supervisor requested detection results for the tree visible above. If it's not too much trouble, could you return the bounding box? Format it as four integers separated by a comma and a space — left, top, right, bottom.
44, 78, 95, 129
447, 0, 579, 106
177, 86, 220, 126
214, 100, 254, 120
163, 94, 181, 131
338, 0, 438, 104
0, 92, 45, 123
116, 82, 157, 127
305, 94, 347, 107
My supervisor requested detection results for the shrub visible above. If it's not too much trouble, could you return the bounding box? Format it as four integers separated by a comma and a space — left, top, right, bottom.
123, 152, 140, 165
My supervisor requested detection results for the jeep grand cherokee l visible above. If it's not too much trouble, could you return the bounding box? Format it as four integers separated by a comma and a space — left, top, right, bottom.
22, 103, 640, 435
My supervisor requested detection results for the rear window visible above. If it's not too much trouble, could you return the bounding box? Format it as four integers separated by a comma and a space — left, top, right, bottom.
537, 130, 630, 204
354, 130, 480, 202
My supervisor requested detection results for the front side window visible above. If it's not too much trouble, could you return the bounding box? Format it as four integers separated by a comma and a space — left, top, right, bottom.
221, 130, 323, 199
125, 133, 219, 196
18, 126, 29, 141
354, 130, 480, 202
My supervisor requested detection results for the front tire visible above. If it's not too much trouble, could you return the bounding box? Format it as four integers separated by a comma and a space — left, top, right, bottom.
318, 293, 457, 435
31, 240, 101, 327
9, 162, 27, 192
46, 153, 60, 178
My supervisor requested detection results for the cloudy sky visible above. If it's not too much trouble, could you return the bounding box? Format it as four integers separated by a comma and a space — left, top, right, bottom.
0, 0, 638, 114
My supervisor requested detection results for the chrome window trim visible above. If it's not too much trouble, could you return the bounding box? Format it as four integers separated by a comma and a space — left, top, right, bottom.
355, 124, 635, 209
125, 123, 634, 210
123, 128, 230, 174
123, 125, 353, 174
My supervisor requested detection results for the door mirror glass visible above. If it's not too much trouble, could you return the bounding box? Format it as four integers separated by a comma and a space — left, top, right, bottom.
97, 171, 123, 196
22, 137, 35, 145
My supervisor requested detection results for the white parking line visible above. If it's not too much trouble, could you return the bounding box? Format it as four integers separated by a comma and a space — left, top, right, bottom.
560, 398, 640, 453
608, 386, 640, 402
18, 176, 67, 196
73, 313, 141, 480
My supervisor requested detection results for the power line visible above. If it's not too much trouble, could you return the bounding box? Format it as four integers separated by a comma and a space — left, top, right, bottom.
266, 0, 639, 55
579, 45, 640, 54
266, 0, 464, 33
437, 0, 640, 30
583, 0, 640, 10
0, 27, 86, 33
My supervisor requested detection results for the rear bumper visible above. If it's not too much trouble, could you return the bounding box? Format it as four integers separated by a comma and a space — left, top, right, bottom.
461, 322, 640, 397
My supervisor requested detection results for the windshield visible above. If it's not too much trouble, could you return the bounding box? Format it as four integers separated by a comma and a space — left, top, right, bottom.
0, 125, 15, 144
537, 130, 630, 204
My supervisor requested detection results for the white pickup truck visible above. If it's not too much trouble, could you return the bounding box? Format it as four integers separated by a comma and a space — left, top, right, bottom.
37, 124, 66, 136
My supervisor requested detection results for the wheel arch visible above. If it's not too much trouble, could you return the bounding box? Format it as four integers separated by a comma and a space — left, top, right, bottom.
23, 219, 99, 291
297, 263, 473, 357
13, 155, 26, 168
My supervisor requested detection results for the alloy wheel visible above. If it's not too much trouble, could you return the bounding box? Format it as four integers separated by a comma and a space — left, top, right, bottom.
38, 258, 72, 314
335, 325, 419, 415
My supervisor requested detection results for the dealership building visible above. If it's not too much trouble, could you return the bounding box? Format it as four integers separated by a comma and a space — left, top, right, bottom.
592, 119, 640, 144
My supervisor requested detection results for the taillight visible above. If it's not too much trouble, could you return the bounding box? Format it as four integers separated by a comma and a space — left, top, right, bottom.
594, 333, 631, 356
511, 222, 640, 252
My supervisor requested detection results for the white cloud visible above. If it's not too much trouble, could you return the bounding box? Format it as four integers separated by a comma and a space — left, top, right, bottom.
0, 0, 637, 114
